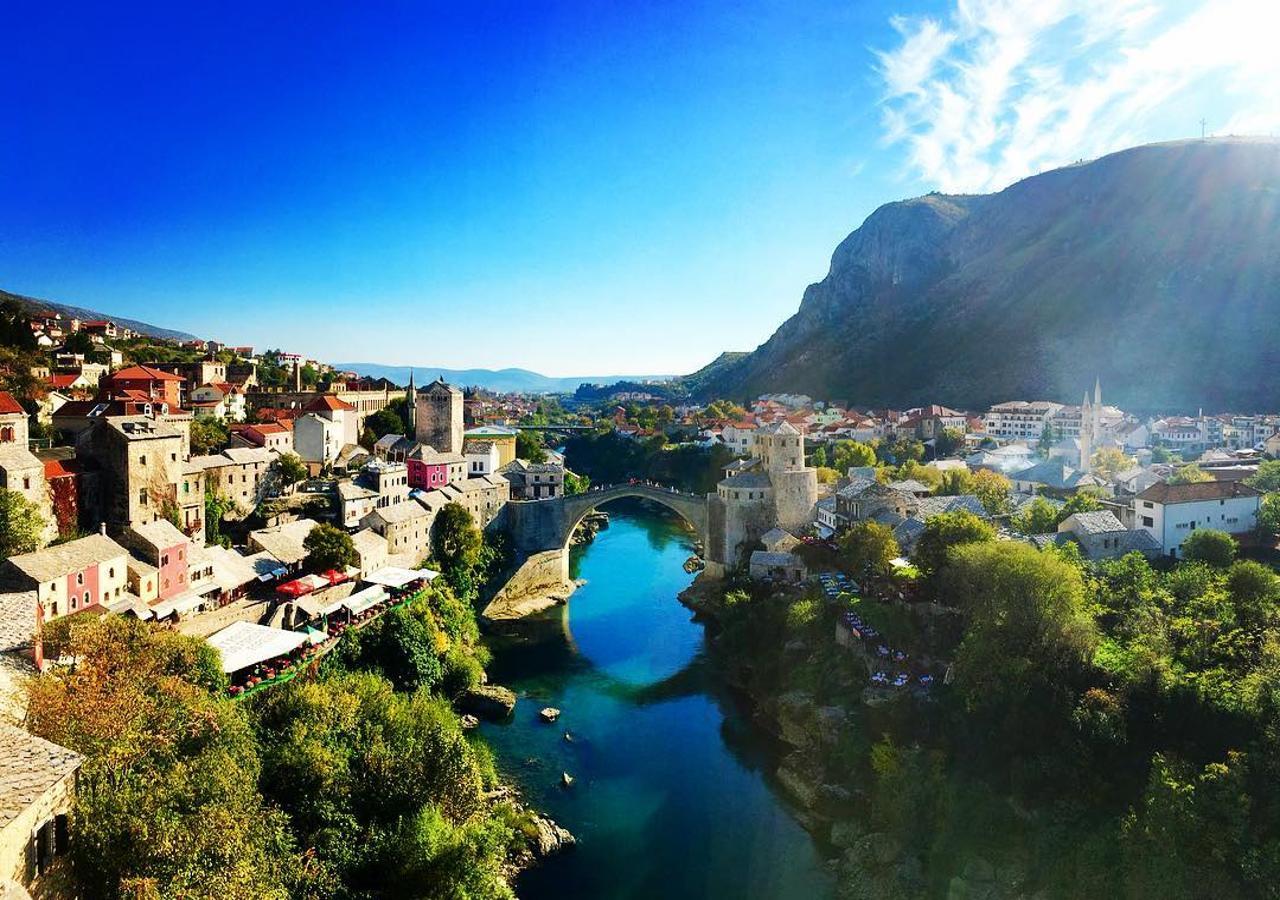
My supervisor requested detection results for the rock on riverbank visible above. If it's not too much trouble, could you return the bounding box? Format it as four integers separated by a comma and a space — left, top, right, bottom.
459, 684, 517, 720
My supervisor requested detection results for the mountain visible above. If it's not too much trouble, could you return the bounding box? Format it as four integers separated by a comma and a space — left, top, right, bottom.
1, 288, 198, 342
695, 138, 1280, 413
336, 362, 675, 394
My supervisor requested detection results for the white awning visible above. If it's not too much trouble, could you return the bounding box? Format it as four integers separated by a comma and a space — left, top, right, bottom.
363, 566, 438, 588
342, 585, 388, 615
150, 585, 216, 620
207, 621, 309, 674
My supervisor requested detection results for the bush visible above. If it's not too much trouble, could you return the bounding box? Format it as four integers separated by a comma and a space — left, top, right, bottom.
1181, 529, 1237, 568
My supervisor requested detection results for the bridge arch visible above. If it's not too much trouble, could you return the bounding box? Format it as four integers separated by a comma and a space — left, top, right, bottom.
559, 484, 709, 551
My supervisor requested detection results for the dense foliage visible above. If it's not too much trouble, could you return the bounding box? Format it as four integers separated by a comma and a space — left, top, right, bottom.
701, 519, 1280, 898
563, 430, 733, 494
26, 565, 530, 898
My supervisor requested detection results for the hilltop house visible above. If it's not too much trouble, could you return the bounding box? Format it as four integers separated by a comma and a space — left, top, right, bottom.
1131, 481, 1262, 558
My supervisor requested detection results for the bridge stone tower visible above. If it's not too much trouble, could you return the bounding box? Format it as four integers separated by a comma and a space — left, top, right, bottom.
415, 378, 463, 453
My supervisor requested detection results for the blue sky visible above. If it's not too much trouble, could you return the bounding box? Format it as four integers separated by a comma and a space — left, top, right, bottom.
3, 1, 1276, 375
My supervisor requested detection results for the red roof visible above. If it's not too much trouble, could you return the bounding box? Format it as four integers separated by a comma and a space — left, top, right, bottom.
47, 374, 80, 389
110, 365, 183, 382
0, 392, 23, 415
250, 423, 288, 435
303, 395, 355, 412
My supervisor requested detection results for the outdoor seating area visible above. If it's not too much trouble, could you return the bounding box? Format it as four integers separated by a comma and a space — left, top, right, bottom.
212, 567, 439, 698
818, 571, 858, 600
825, 572, 940, 694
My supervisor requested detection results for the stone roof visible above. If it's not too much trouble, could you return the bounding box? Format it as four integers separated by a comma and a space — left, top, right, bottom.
914, 494, 989, 519
124, 519, 189, 553
0, 591, 37, 652
350, 528, 388, 558
1060, 510, 1125, 535
338, 481, 378, 501
222, 446, 274, 465
749, 550, 804, 568
0, 723, 81, 831
2, 534, 128, 586
889, 479, 931, 494
760, 527, 800, 552
198, 545, 261, 593
721, 473, 773, 490
1010, 460, 1099, 489
365, 501, 430, 525
1136, 480, 1262, 504
249, 519, 319, 565
463, 440, 496, 454
105, 416, 182, 441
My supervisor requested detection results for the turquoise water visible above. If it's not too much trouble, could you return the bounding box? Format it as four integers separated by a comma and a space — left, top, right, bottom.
480, 502, 834, 900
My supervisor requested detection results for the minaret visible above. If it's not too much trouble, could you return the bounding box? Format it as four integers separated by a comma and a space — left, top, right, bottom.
405, 369, 416, 434
1079, 389, 1093, 474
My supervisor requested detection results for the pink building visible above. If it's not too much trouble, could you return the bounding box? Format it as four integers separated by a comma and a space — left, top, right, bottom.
119, 520, 192, 600
407, 445, 465, 491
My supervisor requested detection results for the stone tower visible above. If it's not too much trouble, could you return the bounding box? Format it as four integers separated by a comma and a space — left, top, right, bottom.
414, 378, 463, 453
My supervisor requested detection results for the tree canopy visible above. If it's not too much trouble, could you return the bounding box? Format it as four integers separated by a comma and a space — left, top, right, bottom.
1181, 528, 1237, 568
0, 488, 46, 557
913, 509, 996, 577
303, 522, 359, 572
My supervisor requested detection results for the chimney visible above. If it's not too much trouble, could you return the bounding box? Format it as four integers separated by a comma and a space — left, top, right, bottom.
99, 522, 106, 536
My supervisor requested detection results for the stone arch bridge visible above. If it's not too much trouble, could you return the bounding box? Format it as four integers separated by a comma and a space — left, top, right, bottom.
484, 484, 713, 619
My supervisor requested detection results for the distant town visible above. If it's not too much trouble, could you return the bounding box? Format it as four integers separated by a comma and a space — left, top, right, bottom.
1, 306, 1279, 892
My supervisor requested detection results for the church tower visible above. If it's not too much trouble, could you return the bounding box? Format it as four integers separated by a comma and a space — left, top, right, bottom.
414, 378, 464, 453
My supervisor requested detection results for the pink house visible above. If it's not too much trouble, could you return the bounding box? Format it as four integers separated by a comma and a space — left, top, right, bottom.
120, 519, 192, 600
407, 446, 464, 491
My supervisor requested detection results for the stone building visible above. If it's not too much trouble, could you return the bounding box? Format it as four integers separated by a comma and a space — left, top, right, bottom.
414, 378, 464, 454
361, 499, 433, 562
0, 392, 56, 545
706, 421, 818, 573
0, 723, 82, 893
76, 416, 184, 530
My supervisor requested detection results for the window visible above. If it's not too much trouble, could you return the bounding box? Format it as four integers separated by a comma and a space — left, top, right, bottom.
139, 489, 148, 506
139, 454, 147, 465
1142, 516, 1154, 527
76, 572, 84, 586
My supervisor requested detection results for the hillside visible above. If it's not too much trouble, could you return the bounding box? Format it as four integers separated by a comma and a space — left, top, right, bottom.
695, 138, 1280, 413
337, 362, 675, 394
1, 288, 198, 342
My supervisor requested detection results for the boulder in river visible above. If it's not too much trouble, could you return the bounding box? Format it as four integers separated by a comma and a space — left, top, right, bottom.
529, 812, 576, 857
561, 771, 575, 788
460, 714, 480, 730
539, 706, 561, 723
459, 684, 517, 720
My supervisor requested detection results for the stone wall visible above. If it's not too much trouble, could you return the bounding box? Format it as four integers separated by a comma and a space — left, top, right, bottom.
0, 771, 75, 890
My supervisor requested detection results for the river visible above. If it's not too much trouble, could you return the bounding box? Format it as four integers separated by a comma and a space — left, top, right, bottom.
479, 501, 835, 900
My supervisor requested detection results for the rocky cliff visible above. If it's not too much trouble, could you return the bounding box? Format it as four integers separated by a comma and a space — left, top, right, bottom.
696, 138, 1280, 412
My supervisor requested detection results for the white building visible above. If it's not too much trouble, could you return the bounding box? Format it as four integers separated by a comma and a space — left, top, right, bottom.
1132, 481, 1262, 558
982, 401, 1063, 442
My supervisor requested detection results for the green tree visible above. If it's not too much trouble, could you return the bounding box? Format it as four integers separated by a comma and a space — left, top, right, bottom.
432, 502, 482, 575
276, 452, 307, 489
364, 402, 409, 442
944, 541, 1098, 720
933, 467, 973, 496
1151, 446, 1172, 464
0, 488, 46, 557
1057, 490, 1103, 523
1224, 559, 1280, 629
564, 470, 590, 495
913, 509, 996, 577
934, 426, 965, 457
1256, 493, 1280, 539
1181, 528, 1237, 568
1012, 496, 1060, 535
970, 468, 1012, 515
832, 440, 877, 472
1092, 447, 1136, 481
26, 617, 300, 898
303, 522, 359, 572
516, 430, 547, 463
1169, 463, 1213, 484
1038, 422, 1056, 456
1246, 459, 1280, 492
839, 520, 900, 577
190, 417, 230, 454
810, 445, 828, 468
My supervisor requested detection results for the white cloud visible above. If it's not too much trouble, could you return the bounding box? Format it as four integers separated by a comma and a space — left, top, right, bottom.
874, 0, 1280, 192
